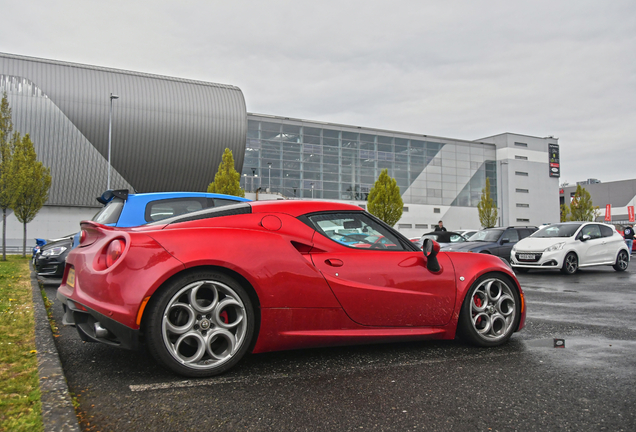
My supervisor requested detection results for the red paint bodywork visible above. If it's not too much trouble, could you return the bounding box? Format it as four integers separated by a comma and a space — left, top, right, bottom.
58, 200, 525, 355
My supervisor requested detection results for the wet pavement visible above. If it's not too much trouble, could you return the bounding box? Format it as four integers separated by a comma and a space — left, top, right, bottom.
42, 265, 636, 431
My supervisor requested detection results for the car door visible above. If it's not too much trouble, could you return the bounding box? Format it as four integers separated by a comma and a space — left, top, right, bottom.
306, 212, 456, 327
576, 224, 605, 265
494, 229, 519, 259
599, 224, 621, 262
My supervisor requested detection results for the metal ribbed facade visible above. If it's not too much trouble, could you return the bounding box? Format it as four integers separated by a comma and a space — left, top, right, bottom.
0, 52, 247, 207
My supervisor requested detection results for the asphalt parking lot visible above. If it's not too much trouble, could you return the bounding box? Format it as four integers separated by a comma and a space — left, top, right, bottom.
42, 265, 636, 431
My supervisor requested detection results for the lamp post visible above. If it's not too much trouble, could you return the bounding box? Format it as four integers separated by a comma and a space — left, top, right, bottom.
311, 182, 314, 199
268, 162, 272, 192
107, 93, 119, 190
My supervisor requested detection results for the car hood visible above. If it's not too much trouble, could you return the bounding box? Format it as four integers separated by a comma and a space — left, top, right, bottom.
440, 241, 488, 252
513, 237, 571, 252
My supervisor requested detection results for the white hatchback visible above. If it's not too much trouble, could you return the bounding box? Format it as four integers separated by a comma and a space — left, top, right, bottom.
510, 222, 630, 274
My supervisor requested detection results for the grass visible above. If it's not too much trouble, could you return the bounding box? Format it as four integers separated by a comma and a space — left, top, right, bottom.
0, 256, 42, 432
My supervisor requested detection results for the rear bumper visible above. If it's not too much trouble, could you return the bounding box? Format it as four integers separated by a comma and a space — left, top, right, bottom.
57, 290, 139, 350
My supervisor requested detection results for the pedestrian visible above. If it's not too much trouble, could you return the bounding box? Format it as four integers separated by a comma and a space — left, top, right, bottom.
624, 224, 634, 254
434, 220, 447, 232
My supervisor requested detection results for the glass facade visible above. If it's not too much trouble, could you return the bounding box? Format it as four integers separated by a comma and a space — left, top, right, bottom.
243, 115, 497, 207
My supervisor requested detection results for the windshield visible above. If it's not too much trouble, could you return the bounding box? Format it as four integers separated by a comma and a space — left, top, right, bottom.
470, 229, 503, 242
532, 223, 582, 238
92, 198, 124, 225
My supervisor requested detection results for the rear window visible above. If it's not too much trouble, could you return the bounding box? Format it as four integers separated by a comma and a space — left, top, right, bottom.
92, 198, 124, 225
145, 198, 207, 222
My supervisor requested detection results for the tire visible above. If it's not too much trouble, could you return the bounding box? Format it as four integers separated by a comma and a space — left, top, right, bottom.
457, 273, 521, 347
145, 270, 256, 377
613, 250, 629, 272
560, 252, 578, 275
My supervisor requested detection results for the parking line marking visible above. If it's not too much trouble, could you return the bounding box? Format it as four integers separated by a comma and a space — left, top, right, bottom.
130, 351, 523, 392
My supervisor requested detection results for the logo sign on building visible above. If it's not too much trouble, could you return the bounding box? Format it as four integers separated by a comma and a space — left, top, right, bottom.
628, 206, 635, 223
548, 143, 560, 178
605, 204, 612, 221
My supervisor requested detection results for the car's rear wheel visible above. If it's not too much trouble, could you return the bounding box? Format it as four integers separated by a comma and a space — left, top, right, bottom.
561, 252, 578, 275
145, 270, 255, 377
457, 274, 520, 347
613, 250, 629, 272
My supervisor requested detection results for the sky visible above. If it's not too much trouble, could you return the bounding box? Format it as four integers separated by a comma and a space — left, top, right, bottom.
2, 0, 635, 186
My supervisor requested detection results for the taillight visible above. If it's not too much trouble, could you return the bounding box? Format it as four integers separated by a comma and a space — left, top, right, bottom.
106, 239, 125, 268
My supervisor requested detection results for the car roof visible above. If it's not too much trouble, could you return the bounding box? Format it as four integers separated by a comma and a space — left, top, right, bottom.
125, 192, 251, 204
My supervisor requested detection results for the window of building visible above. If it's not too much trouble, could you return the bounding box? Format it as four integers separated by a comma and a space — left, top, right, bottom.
515, 171, 529, 176
516, 188, 529, 193
515, 155, 528, 160
514, 142, 528, 147
516, 203, 529, 208
415, 224, 428, 229
434, 208, 441, 213
398, 224, 412, 229
403, 207, 409, 212
516, 218, 530, 223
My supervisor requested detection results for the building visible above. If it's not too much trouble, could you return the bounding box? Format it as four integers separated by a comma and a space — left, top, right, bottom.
0, 52, 560, 245
561, 179, 636, 225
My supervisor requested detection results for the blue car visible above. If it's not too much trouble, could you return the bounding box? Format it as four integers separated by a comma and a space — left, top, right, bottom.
36, 190, 250, 280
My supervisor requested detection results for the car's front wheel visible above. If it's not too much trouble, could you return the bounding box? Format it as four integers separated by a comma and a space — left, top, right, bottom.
457, 274, 521, 347
145, 270, 256, 377
561, 252, 578, 275
613, 250, 629, 272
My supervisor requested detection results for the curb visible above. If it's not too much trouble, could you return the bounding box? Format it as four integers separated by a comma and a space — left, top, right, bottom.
30, 263, 81, 432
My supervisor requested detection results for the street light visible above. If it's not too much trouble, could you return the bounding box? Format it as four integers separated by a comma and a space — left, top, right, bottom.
107, 93, 119, 190
311, 182, 314, 199
267, 162, 272, 192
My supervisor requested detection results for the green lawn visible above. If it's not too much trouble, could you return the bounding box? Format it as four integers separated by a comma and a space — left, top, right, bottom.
0, 256, 42, 431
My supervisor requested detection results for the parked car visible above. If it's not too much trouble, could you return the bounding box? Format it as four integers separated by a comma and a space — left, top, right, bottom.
35, 190, 250, 281
34, 236, 74, 278
510, 222, 630, 274
58, 200, 526, 377
421, 231, 469, 246
440, 226, 538, 261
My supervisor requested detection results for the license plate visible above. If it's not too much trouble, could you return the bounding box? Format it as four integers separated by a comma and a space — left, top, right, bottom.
67, 267, 75, 287
519, 254, 535, 260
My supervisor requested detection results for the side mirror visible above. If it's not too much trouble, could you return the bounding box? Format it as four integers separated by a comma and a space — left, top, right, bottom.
422, 238, 441, 273
581, 234, 591, 242
500, 238, 510, 244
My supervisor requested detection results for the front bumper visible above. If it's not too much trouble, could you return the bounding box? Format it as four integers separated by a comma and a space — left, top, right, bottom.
57, 290, 140, 350
35, 256, 66, 277
510, 249, 564, 269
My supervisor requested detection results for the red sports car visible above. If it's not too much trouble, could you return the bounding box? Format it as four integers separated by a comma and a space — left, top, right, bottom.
57, 200, 526, 377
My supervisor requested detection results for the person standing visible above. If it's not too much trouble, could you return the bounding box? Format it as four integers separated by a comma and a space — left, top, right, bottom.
624, 224, 634, 254
434, 220, 447, 232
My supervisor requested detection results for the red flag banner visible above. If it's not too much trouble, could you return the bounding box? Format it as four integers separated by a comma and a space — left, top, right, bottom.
628, 206, 635, 223
605, 204, 612, 221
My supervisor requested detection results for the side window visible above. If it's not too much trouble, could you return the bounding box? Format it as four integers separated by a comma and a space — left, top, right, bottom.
145, 198, 206, 222
581, 224, 602, 239
307, 212, 407, 251
502, 229, 520, 243
518, 229, 533, 239
92, 198, 125, 225
599, 225, 613, 238
449, 234, 463, 243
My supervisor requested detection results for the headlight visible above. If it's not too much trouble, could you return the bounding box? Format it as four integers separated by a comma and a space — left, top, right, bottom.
41, 246, 67, 257
544, 242, 565, 252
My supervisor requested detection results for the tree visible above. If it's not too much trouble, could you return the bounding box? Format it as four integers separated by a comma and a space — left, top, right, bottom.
477, 177, 498, 228
207, 148, 245, 197
0, 92, 14, 260
567, 185, 599, 222
11, 133, 51, 257
367, 169, 403, 227
560, 203, 570, 222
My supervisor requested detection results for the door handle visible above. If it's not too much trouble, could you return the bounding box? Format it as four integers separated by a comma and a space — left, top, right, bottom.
325, 259, 344, 267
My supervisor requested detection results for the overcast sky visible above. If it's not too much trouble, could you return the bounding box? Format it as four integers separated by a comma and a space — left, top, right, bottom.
2, 0, 635, 185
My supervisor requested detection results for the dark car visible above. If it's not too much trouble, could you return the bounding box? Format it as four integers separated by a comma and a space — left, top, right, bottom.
34, 236, 73, 278
440, 226, 538, 261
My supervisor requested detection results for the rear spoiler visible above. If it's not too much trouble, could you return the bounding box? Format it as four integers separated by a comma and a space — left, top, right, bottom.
96, 189, 129, 205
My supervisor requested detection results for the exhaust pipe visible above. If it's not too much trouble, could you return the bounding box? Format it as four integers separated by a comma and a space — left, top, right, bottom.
94, 322, 110, 338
